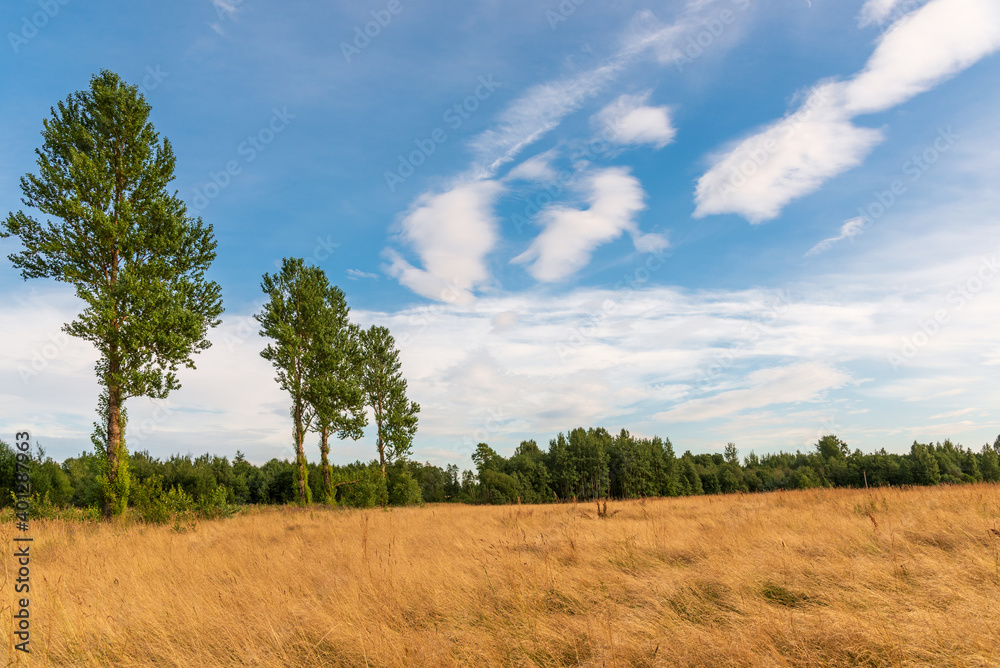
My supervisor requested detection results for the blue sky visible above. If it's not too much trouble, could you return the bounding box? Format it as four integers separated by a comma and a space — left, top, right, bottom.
2, 0, 999, 469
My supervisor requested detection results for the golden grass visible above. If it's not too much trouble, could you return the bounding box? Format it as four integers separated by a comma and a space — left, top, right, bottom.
4, 483, 1000, 667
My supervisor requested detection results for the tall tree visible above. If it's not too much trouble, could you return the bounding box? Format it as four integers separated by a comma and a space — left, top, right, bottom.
2, 70, 223, 519
360, 326, 420, 479
310, 315, 367, 504
256, 257, 340, 504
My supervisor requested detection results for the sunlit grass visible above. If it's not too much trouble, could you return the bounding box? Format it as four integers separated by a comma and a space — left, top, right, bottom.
4, 483, 1000, 666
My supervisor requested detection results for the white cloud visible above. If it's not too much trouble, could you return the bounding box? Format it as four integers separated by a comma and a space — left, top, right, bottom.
845, 0, 1000, 114
469, 64, 623, 179
384, 181, 505, 304
346, 269, 379, 280
504, 149, 559, 183
805, 216, 869, 256
512, 167, 663, 281
654, 362, 853, 423
858, 0, 926, 27
466, 4, 719, 179
211, 0, 240, 17
695, 85, 884, 223
388, 3, 747, 301
8, 230, 1000, 466
594, 92, 676, 149
695, 0, 1000, 222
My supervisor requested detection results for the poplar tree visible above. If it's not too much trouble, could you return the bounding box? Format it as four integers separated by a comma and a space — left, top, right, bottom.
310, 319, 367, 504
256, 257, 338, 504
2, 70, 223, 519
359, 326, 420, 478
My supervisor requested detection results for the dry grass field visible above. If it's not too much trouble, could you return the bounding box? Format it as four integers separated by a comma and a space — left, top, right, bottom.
3, 483, 1000, 667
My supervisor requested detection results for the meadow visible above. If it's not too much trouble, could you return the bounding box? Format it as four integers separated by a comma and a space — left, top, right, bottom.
4, 483, 1000, 667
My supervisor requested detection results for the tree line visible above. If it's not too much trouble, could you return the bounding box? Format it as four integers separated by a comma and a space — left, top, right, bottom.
3, 432, 999, 520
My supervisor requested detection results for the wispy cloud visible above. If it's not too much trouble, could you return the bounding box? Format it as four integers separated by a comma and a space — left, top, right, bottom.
694, 0, 1000, 223
858, 0, 926, 27
653, 362, 853, 423
346, 269, 379, 280
9, 235, 1000, 464
504, 149, 559, 183
466, 3, 714, 179
805, 216, 868, 256
208, 0, 242, 34
387, 2, 738, 302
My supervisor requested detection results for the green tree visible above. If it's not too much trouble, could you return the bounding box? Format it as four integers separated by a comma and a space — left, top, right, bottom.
309, 311, 366, 504
2, 70, 223, 519
980, 444, 1000, 483
679, 456, 703, 496
360, 325, 420, 479
910, 441, 942, 486
256, 258, 341, 504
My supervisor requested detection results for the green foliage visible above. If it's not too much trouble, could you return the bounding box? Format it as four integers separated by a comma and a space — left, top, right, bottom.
3, 70, 223, 519
0, 440, 18, 505
980, 445, 1000, 483
130, 474, 172, 524
333, 463, 387, 508
816, 434, 849, 460
911, 442, 942, 485
388, 470, 423, 506
360, 325, 420, 475
256, 257, 347, 504
91, 389, 131, 516
11, 430, 1000, 518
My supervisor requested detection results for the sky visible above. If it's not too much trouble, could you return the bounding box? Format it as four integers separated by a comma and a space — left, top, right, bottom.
1, 0, 999, 470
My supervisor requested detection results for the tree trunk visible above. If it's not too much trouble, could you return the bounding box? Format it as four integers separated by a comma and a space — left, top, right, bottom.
379, 438, 386, 479
377, 396, 386, 478
293, 400, 308, 504
103, 356, 124, 520
320, 425, 332, 504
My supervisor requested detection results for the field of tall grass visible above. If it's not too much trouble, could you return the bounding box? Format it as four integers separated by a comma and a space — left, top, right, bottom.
3, 483, 1000, 667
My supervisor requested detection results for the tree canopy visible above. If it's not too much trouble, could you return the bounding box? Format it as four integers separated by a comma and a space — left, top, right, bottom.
2, 70, 223, 517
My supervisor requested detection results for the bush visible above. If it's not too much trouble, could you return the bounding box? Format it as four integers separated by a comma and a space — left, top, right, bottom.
197, 484, 237, 520
131, 475, 172, 524
389, 471, 423, 507
335, 465, 388, 508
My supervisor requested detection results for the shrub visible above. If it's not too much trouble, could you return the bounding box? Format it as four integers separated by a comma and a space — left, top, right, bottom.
389, 471, 423, 507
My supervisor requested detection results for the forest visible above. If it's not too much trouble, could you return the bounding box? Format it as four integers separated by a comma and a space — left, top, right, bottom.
4, 431, 999, 523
